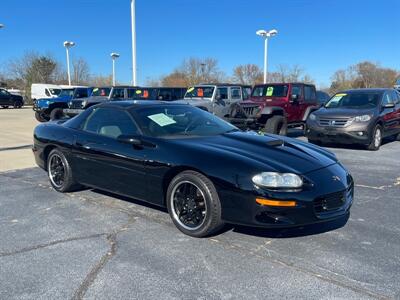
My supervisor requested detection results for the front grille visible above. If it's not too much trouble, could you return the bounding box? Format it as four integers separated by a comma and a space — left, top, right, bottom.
318, 117, 352, 127
69, 100, 83, 109
314, 190, 346, 213
241, 106, 258, 117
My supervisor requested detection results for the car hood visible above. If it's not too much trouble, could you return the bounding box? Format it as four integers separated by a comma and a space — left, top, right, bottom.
314, 107, 376, 118
172, 132, 337, 175
72, 96, 109, 103
177, 99, 212, 106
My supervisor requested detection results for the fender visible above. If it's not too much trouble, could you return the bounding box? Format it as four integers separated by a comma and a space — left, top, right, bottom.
302, 105, 320, 121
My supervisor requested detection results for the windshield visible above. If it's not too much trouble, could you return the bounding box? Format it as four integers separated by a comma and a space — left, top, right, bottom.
396, 79, 400, 85
49, 88, 61, 95
91, 87, 111, 97
132, 105, 237, 138
252, 85, 288, 97
184, 86, 215, 99
325, 92, 382, 109
59, 89, 75, 97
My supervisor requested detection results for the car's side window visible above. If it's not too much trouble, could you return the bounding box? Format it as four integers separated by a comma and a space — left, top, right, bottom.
291, 85, 303, 99
45, 89, 50, 97
304, 86, 316, 103
231, 88, 241, 100
216, 88, 228, 100
390, 90, 399, 104
82, 108, 139, 139
0, 89, 9, 95
382, 92, 391, 106
112, 88, 125, 99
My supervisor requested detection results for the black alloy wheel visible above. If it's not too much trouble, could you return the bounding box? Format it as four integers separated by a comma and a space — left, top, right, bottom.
167, 171, 224, 237
47, 149, 81, 192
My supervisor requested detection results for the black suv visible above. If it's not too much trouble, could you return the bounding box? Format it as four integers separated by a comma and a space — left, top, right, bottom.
0, 88, 24, 108
306, 88, 400, 150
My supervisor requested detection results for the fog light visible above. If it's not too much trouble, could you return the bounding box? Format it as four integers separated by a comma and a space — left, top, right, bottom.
356, 131, 364, 136
256, 197, 296, 207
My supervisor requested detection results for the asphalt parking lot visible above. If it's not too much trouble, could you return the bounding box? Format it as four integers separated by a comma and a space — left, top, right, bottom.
0, 110, 399, 299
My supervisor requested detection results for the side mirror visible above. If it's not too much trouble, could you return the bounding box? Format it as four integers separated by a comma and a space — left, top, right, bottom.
215, 94, 222, 101
383, 103, 395, 109
117, 135, 142, 146
290, 94, 299, 102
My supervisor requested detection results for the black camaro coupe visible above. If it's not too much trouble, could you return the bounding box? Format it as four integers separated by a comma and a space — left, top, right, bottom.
33, 101, 353, 237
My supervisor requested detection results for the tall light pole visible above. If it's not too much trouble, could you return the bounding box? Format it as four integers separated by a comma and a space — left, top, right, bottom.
63, 41, 75, 86
110, 52, 120, 86
131, 0, 137, 86
256, 29, 278, 84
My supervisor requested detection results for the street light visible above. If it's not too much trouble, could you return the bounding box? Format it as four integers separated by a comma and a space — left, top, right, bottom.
63, 41, 75, 86
131, 0, 137, 86
110, 52, 120, 86
256, 29, 278, 84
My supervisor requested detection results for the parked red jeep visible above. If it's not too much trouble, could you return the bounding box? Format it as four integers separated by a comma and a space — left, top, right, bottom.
228, 83, 320, 135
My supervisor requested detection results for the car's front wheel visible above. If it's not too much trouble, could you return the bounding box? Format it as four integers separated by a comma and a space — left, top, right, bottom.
47, 149, 81, 192
50, 108, 65, 120
167, 170, 224, 237
264, 115, 287, 135
35, 111, 49, 122
367, 125, 382, 151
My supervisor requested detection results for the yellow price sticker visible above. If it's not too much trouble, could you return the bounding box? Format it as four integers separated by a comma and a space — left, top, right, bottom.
266, 87, 274, 96
135, 90, 142, 94
187, 87, 195, 93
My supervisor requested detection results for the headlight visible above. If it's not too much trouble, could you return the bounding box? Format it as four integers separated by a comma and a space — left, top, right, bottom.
252, 172, 303, 189
353, 115, 371, 122
81, 100, 87, 108
309, 113, 316, 121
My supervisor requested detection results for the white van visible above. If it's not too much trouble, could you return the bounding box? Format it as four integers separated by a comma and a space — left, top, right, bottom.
31, 84, 62, 101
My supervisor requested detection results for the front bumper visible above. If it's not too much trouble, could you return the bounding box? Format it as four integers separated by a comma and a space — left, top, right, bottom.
306, 119, 372, 145
219, 163, 354, 228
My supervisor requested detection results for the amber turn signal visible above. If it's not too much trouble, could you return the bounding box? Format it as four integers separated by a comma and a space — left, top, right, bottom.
256, 197, 296, 207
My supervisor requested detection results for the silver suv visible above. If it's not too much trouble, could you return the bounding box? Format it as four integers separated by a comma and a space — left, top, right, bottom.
178, 84, 251, 118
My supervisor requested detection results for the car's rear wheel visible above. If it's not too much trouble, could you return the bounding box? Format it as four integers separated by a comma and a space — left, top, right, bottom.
35, 111, 49, 122
367, 125, 382, 151
264, 115, 287, 135
13, 101, 23, 109
50, 108, 64, 120
47, 149, 81, 192
166, 170, 224, 237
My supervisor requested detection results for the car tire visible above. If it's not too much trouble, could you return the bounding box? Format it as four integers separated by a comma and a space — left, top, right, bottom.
50, 108, 64, 121
367, 125, 382, 151
13, 101, 23, 109
264, 115, 287, 135
166, 170, 224, 238
1, 106, 9, 109
47, 149, 81, 192
35, 111, 49, 122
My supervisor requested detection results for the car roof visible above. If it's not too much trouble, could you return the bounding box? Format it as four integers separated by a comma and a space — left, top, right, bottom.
340, 88, 391, 93
98, 100, 187, 109
253, 82, 312, 86
195, 83, 251, 87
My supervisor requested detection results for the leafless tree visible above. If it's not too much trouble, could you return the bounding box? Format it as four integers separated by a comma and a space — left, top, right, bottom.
232, 64, 263, 85
72, 57, 90, 85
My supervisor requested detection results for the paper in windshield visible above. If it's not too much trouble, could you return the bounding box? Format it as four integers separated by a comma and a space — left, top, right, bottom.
148, 113, 176, 127
266, 87, 274, 96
